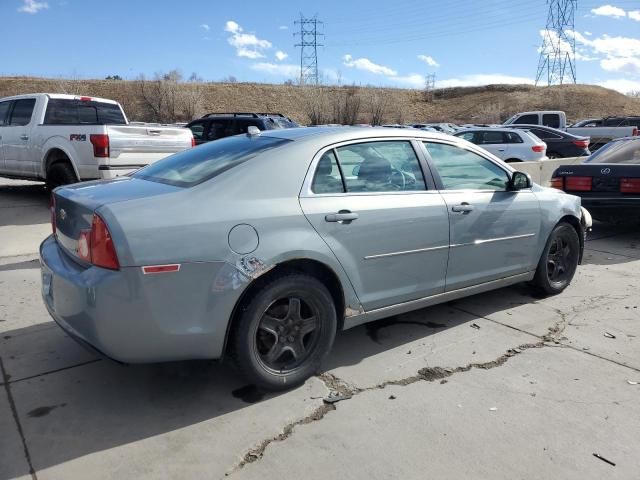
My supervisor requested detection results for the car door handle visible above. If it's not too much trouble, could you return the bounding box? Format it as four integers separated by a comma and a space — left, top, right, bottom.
325, 211, 358, 223
451, 203, 474, 213
20, 135, 29, 141
497, 148, 505, 152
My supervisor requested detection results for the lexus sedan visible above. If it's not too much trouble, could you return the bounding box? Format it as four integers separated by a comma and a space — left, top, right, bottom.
41, 127, 590, 390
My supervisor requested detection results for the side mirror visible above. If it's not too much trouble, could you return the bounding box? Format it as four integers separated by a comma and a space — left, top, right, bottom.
508, 171, 532, 191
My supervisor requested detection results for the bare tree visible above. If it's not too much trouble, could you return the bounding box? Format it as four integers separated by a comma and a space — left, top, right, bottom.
303, 86, 330, 125
368, 90, 389, 125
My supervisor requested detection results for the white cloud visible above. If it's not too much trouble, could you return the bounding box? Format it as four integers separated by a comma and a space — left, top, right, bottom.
224, 20, 272, 59
541, 30, 598, 61
279, 25, 289, 30
598, 78, 640, 93
18, 0, 48, 14
390, 74, 426, 88
584, 31, 593, 36
275, 50, 288, 61
251, 62, 299, 78
436, 74, 534, 89
591, 5, 626, 18
342, 54, 397, 76
601, 56, 640, 75
200, 24, 210, 31
629, 10, 640, 21
417, 55, 439, 68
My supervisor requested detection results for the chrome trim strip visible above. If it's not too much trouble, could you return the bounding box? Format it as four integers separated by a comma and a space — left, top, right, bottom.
451, 233, 536, 248
343, 271, 535, 329
364, 244, 449, 260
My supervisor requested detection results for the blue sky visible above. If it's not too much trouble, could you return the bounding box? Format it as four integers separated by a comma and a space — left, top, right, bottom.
2, 0, 640, 93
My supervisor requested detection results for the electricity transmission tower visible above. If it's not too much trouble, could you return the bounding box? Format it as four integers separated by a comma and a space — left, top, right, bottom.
535, 0, 578, 86
294, 15, 323, 85
424, 73, 436, 102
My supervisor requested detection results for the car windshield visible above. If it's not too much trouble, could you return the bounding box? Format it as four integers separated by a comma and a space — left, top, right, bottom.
133, 135, 291, 187
585, 139, 640, 164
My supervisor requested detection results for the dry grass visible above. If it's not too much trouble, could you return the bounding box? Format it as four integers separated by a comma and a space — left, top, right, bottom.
1, 76, 638, 125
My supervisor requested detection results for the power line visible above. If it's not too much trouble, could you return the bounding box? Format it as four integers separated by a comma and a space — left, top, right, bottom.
294, 14, 324, 85
535, 0, 578, 86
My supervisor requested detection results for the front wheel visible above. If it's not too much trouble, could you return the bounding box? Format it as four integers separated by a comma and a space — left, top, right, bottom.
231, 274, 337, 391
531, 222, 580, 295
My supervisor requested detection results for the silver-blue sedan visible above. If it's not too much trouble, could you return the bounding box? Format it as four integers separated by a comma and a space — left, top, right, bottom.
40, 127, 589, 390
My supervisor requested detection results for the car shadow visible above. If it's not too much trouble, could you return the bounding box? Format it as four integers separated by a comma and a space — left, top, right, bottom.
1, 281, 543, 478
582, 222, 640, 265
0, 181, 49, 227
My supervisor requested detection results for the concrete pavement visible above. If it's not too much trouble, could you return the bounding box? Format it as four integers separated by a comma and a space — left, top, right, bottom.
1, 178, 639, 479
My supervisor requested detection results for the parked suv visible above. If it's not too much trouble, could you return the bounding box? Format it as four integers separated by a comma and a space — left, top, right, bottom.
186, 112, 299, 145
454, 128, 547, 162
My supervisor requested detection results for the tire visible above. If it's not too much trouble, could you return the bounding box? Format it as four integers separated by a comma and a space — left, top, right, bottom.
231, 273, 337, 391
46, 162, 77, 190
531, 222, 580, 296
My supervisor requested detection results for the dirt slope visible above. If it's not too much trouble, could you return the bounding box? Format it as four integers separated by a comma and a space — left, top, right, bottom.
0, 76, 638, 125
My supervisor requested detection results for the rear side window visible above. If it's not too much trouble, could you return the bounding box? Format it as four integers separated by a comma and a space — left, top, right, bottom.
335, 141, 426, 192
206, 120, 234, 140
531, 128, 561, 140
134, 135, 291, 187
456, 131, 476, 142
478, 131, 505, 144
513, 114, 538, 125
188, 122, 206, 141
504, 132, 524, 143
0, 101, 11, 126
44, 99, 126, 125
586, 140, 640, 164
10, 99, 36, 126
543, 114, 560, 128
311, 151, 344, 194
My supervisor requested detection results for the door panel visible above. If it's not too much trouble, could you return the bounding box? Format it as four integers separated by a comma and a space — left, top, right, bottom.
301, 193, 450, 310
439, 191, 541, 290
4, 98, 36, 175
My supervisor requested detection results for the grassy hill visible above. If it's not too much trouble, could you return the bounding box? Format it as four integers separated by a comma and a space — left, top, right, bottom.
0, 76, 638, 125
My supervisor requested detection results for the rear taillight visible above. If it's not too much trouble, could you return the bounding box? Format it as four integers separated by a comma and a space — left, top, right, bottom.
90, 134, 110, 158
532, 145, 545, 153
191, 136, 196, 147
620, 178, 640, 194
550, 177, 564, 190
50, 194, 56, 235
572, 139, 590, 149
77, 214, 120, 270
565, 176, 592, 191
633, 127, 639, 137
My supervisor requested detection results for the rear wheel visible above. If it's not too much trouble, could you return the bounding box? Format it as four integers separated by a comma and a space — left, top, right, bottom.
531, 222, 580, 295
231, 274, 337, 390
46, 162, 77, 190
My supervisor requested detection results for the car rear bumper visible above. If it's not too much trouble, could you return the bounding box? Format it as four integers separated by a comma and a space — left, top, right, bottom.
578, 197, 640, 222
39, 235, 243, 363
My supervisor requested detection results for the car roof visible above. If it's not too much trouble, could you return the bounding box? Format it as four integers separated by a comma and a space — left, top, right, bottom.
0, 93, 118, 104
454, 127, 523, 134
260, 126, 455, 144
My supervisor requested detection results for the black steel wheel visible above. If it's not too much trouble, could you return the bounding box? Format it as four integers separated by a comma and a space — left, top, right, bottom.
231, 273, 337, 390
532, 222, 580, 295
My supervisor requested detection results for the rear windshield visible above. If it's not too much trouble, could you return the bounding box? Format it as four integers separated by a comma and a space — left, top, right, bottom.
44, 99, 126, 125
585, 139, 640, 164
134, 135, 291, 187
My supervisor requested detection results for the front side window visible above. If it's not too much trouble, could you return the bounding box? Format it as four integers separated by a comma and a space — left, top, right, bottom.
335, 141, 426, 192
311, 150, 344, 194
10, 99, 36, 126
134, 135, 291, 187
424, 142, 509, 191
0, 101, 11, 126
513, 114, 539, 125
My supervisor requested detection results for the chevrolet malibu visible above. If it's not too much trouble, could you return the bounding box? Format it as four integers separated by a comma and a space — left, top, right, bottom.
40, 127, 590, 390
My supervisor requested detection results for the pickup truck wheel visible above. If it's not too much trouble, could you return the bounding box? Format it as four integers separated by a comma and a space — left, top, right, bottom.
231, 273, 337, 391
46, 163, 77, 190
531, 222, 580, 296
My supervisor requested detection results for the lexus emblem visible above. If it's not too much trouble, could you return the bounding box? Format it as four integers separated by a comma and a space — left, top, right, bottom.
58, 209, 67, 221
601, 168, 611, 175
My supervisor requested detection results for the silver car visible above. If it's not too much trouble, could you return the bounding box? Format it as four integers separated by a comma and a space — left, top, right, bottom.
40, 127, 589, 390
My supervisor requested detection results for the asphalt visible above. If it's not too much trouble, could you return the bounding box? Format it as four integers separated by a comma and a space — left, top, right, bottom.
1, 178, 639, 480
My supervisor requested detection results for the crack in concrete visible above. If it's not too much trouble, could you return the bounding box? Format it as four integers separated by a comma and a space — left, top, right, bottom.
0, 355, 38, 480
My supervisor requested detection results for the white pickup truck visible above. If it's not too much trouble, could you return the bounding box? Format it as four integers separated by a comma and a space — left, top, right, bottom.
0, 93, 194, 188
503, 110, 638, 150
